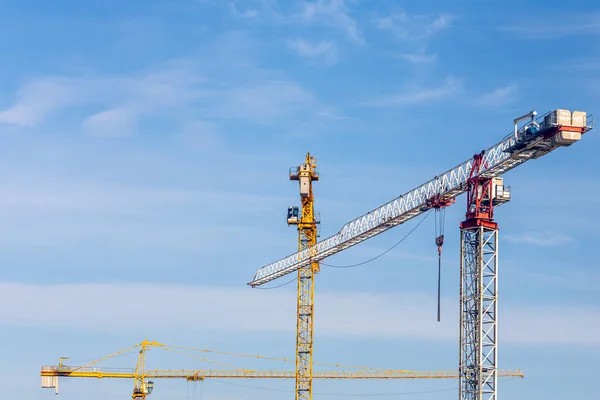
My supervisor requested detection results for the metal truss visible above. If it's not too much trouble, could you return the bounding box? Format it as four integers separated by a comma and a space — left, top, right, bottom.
296, 261, 314, 400
41, 366, 524, 380
249, 111, 593, 286
459, 224, 498, 400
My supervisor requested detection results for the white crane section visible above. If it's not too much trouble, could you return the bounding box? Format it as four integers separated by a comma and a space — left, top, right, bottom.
249, 110, 593, 287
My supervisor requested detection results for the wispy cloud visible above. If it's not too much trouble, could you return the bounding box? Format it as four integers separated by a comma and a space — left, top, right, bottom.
299, 0, 363, 44
376, 10, 453, 41
225, 1, 362, 46
2, 282, 599, 347
395, 52, 437, 64
550, 58, 600, 71
0, 61, 206, 130
0, 36, 329, 132
229, 1, 259, 18
375, 9, 452, 65
505, 230, 573, 246
286, 38, 338, 66
209, 79, 316, 122
365, 77, 463, 107
0, 77, 78, 127
475, 84, 518, 107
226, 0, 288, 24
82, 108, 137, 137
0, 177, 289, 250
501, 13, 600, 39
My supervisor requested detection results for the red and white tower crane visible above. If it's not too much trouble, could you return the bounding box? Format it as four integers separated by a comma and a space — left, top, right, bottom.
248, 109, 594, 400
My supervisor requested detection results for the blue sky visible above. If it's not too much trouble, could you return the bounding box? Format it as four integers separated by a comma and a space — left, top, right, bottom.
1, 0, 599, 399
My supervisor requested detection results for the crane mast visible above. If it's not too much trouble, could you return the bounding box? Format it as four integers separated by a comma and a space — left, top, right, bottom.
132, 340, 154, 399
287, 153, 320, 400
458, 153, 507, 400
249, 109, 594, 400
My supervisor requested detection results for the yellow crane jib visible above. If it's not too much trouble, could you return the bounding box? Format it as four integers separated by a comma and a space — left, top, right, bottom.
39, 339, 524, 397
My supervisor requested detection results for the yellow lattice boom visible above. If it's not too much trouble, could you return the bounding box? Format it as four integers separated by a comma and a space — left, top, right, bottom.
41, 366, 525, 380
40, 340, 524, 399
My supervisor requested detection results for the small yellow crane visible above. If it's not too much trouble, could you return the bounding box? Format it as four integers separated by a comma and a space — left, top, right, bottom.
40, 339, 524, 399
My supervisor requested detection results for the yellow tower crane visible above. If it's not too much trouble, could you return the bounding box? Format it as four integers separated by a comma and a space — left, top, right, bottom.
40, 339, 524, 399
285, 152, 320, 400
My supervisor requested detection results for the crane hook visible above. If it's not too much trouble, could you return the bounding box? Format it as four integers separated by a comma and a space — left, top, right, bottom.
435, 234, 444, 322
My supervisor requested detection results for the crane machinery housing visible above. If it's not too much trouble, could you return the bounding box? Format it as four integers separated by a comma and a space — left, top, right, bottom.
40, 339, 524, 398
248, 109, 594, 400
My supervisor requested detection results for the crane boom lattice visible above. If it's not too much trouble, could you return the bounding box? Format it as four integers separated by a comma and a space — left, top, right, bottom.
41, 366, 523, 380
248, 110, 593, 287
40, 340, 525, 397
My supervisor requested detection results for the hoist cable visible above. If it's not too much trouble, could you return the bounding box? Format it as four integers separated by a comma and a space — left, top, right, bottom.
434, 207, 447, 322
254, 276, 298, 289
321, 210, 432, 269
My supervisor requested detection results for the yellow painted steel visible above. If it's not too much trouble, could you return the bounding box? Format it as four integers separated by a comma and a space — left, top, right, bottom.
132, 340, 157, 399
40, 340, 524, 397
41, 366, 525, 380
290, 153, 320, 400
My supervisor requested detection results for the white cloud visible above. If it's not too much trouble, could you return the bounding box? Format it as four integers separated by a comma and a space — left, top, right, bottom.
396, 53, 437, 64
0, 182, 213, 213
286, 38, 338, 66
211, 80, 316, 121
82, 108, 137, 137
229, 1, 258, 18
475, 84, 518, 107
300, 0, 363, 44
224, 0, 362, 47
315, 110, 351, 120
0, 45, 327, 132
501, 13, 600, 39
504, 230, 573, 246
2, 282, 599, 347
0, 62, 206, 130
0, 179, 289, 249
225, 0, 288, 24
365, 77, 463, 107
376, 10, 453, 41
376, 10, 452, 66
551, 58, 600, 71
0, 77, 77, 127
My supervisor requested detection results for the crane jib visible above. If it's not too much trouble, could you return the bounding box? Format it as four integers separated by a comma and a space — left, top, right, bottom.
249, 110, 593, 287
40, 365, 525, 380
